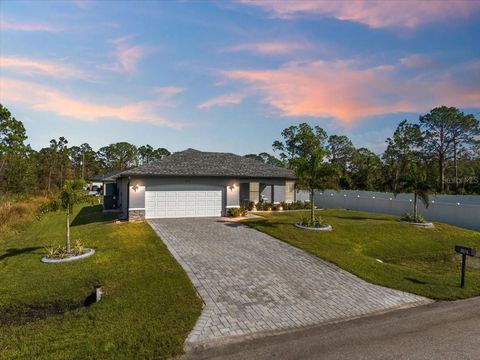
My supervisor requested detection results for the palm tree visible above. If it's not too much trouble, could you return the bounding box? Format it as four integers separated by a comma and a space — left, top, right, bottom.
396, 161, 432, 222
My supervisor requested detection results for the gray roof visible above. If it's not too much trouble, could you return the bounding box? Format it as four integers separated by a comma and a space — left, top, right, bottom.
116, 149, 295, 179
91, 169, 124, 182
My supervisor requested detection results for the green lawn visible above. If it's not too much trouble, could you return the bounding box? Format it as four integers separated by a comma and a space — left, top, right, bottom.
244, 209, 480, 300
0, 204, 202, 360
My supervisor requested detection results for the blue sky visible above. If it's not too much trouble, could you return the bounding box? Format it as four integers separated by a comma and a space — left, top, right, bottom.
1, 0, 479, 154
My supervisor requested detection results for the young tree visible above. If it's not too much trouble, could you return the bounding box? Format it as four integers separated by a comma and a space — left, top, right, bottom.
59, 179, 89, 255
273, 123, 336, 224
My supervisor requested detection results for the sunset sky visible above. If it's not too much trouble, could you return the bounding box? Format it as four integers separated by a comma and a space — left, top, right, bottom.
1, 0, 479, 154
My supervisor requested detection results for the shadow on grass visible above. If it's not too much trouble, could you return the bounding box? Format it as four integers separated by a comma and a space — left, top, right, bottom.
405, 277, 428, 285
71, 205, 119, 227
0, 247, 42, 261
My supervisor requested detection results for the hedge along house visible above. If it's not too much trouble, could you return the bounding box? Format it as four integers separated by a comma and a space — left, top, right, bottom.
112, 148, 296, 221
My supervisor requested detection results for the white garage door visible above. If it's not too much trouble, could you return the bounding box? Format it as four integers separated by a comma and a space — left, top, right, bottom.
145, 190, 223, 219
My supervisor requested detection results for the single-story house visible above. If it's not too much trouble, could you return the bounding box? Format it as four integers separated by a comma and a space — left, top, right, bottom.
111, 148, 297, 220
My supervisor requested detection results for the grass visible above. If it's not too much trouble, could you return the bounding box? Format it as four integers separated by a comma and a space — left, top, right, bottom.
0, 204, 202, 360
244, 209, 480, 300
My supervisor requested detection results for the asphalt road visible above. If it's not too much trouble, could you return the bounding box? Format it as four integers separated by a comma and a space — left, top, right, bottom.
180, 297, 480, 360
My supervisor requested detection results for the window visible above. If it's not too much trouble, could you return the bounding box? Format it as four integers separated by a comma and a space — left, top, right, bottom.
249, 182, 260, 203
285, 181, 295, 203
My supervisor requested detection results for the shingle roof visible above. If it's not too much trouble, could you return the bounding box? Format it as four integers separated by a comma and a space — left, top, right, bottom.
91, 169, 125, 182
116, 149, 295, 179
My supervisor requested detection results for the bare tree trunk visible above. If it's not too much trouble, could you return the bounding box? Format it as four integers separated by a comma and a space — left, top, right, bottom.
310, 188, 315, 225
66, 205, 71, 255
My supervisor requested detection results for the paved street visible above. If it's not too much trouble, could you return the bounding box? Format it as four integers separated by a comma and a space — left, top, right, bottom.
149, 218, 430, 349
180, 297, 480, 360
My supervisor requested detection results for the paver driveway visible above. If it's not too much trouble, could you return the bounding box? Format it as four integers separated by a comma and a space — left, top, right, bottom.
149, 218, 430, 348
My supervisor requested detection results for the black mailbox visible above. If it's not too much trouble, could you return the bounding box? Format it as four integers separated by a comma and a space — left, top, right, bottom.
455, 245, 476, 257
454, 245, 477, 288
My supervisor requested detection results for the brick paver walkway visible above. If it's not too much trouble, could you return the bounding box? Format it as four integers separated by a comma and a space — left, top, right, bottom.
149, 218, 430, 348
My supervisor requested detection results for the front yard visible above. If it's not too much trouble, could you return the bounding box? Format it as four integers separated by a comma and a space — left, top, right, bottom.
0, 204, 202, 359
244, 209, 480, 300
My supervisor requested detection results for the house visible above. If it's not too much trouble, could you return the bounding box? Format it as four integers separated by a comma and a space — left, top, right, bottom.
112, 148, 296, 220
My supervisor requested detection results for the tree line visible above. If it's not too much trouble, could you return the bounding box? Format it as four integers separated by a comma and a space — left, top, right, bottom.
0, 104, 170, 194
1, 104, 479, 196
254, 106, 480, 195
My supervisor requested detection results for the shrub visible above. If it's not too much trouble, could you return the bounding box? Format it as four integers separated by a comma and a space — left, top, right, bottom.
257, 202, 272, 211
227, 207, 247, 217
298, 215, 327, 228
246, 201, 255, 211
272, 203, 283, 211
44, 240, 88, 259
401, 212, 426, 223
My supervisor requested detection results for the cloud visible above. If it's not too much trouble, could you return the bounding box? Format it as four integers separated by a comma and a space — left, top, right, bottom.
198, 93, 246, 109
239, 0, 480, 29
0, 18, 61, 32
100, 36, 152, 74
400, 54, 439, 69
221, 59, 480, 123
225, 41, 312, 55
0, 56, 92, 80
0, 77, 184, 128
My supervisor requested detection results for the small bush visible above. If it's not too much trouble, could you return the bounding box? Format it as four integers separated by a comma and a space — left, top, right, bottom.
246, 201, 255, 211
298, 215, 328, 228
44, 240, 88, 259
272, 203, 283, 211
256, 202, 273, 211
227, 207, 247, 217
401, 212, 426, 223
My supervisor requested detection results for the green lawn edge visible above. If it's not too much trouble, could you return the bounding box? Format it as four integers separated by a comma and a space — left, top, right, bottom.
242, 209, 480, 301
0, 204, 202, 360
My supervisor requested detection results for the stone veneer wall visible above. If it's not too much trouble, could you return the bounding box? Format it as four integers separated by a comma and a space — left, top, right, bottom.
129, 209, 145, 221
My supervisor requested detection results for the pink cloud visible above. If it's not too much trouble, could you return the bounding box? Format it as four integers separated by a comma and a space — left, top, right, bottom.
226, 41, 312, 55
0, 77, 184, 128
240, 0, 480, 29
222, 59, 480, 123
0, 56, 92, 80
198, 93, 246, 109
0, 18, 61, 32
100, 36, 152, 74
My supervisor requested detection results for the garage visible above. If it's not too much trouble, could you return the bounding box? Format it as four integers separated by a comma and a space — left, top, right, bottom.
145, 190, 223, 219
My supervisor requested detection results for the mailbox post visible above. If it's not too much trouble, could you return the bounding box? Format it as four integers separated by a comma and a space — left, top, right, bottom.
454, 245, 476, 288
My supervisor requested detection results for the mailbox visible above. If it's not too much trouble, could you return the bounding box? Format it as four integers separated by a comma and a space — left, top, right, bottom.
455, 245, 476, 257
454, 245, 477, 288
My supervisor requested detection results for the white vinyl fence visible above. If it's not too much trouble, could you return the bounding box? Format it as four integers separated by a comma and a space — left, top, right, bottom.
313, 190, 480, 231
